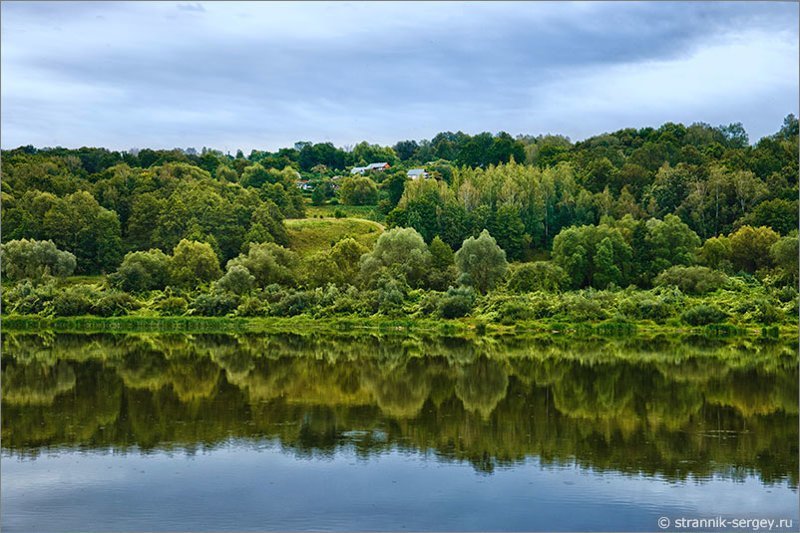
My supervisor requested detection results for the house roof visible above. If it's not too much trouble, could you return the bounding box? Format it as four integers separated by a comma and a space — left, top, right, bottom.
366, 162, 389, 169
407, 168, 426, 176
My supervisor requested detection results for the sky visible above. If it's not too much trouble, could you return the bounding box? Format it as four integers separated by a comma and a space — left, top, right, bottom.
1, 1, 798, 152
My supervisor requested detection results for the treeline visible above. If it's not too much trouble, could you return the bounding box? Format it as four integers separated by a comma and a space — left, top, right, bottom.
1, 116, 797, 325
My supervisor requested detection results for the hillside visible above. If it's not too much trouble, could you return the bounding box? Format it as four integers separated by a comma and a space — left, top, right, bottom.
285, 217, 384, 256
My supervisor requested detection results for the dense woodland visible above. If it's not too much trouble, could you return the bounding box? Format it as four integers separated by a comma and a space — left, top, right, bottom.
1, 116, 798, 326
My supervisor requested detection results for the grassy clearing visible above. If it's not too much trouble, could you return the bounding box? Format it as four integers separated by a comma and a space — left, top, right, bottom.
304, 204, 380, 220
285, 217, 384, 255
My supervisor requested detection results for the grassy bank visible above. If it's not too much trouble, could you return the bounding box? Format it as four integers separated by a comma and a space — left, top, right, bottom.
3, 313, 793, 340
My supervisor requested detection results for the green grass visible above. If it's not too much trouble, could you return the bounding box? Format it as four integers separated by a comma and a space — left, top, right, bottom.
285, 217, 384, 256
304, 204, 380, 220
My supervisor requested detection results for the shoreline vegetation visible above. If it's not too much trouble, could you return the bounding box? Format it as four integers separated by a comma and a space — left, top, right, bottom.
2, 119, 798, 338
2, 314, 794, 340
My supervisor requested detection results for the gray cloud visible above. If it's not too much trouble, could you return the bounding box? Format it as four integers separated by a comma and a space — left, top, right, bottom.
1, 1, 797, 151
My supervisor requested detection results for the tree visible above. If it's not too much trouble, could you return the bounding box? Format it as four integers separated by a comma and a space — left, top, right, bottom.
728, 225, 779, 273
770, 235, 799, 285
338, 176, 378, 205
736, 199, 798, 236
552, 224, 633, 289
227, 242, 297, 287
644, 214, 701, 275
697, 236, 732, 271
169, 239, 222, 287
216, 264, 256, 295
489, 204, 527, 261
455, 230, 508, 293
109, 249, 171, 292
360, 227, 432, 288
506, 261, 566, 293
1, 239, 76, 281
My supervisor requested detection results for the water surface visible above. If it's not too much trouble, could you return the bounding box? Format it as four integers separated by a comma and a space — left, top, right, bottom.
2, 332, 797, 531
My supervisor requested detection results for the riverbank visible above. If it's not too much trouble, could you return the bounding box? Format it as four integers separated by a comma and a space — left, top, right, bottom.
2, 314, 795, 340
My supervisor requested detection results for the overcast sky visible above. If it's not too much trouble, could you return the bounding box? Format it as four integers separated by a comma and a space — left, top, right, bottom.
2, 1, 798, 152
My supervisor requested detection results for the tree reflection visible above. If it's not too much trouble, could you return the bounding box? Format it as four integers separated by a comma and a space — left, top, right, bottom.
1, 331, 796, 487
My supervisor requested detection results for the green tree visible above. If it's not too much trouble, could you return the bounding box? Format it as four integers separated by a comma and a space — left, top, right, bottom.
728, 225, 779, 273
644, 214, 701, 276
338, 176, 379, 205
455, 230, 508, 293
169, 239, 222, 288
109, 249, 171, 292
770, 235, 799, 285
227, 242, 297, 287
506, 261, 567, 293
1, 239, 76, 281
360, 227, 432, 288
216, 264, 256, 295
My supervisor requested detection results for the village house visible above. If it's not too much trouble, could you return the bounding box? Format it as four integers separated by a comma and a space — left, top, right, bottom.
407, 168, 428, 180
350, 162, 390, 174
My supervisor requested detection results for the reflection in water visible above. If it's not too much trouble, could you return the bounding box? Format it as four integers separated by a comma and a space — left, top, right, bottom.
1, 332, 797, 486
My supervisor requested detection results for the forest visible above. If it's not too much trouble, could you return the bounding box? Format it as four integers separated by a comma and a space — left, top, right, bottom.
1, 115, 798, 330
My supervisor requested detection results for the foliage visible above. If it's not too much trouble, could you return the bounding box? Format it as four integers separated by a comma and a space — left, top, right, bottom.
682, 304, 727, 326
169, 239, 223, 288
1, 239, 76, 280
506, 261, 567, 293
109, 249, 171, 292
227, 242, 297, 287
654, 266, 729, 295
338, 175, 379, 205
454, 230, 508, 294
360, 227, 432, 288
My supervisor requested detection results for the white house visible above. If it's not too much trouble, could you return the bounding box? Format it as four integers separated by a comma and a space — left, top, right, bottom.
351, 162, 390, 175
407, 168, 428, 180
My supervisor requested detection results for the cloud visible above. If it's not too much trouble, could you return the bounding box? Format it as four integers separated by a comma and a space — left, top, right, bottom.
177, 3, 205, 13
1, 1, 797, 151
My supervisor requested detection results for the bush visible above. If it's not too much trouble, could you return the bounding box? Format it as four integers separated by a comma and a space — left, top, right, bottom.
333, 208, 346, 218
2, 280, 57, 315
682, 304, 727, 326
52, 285, 99, 316
558, 292, 608, 321
216, 265, 255, 295
92, 292, 139, 317
654, 266, 728, 295
438, 287, 476, 319
156, 296, 188, 316
617, 291, 675, 322
109, 249, 171, 292
506, 261, 567, 293
272, 290, 320, 317
1, 239, 76, 281
191, 290, 240, 316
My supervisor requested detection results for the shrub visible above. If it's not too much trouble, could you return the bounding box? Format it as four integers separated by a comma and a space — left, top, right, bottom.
438, 287, 476, 319
654, 266, 728, 294
455, 230, 508, 294
506, 261, 567, 293
216, 265, 255, 295
617, 291, 675, 322
109, 249, 171, 292
2, 279, 57, 315
92, 292, 139, 317
682, 304, 727, 326
170, 240, 222, 288
191, 290, 240, 316
52, 285, 99, 316
1, 239, 76, 281
156, 296, 188, 316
